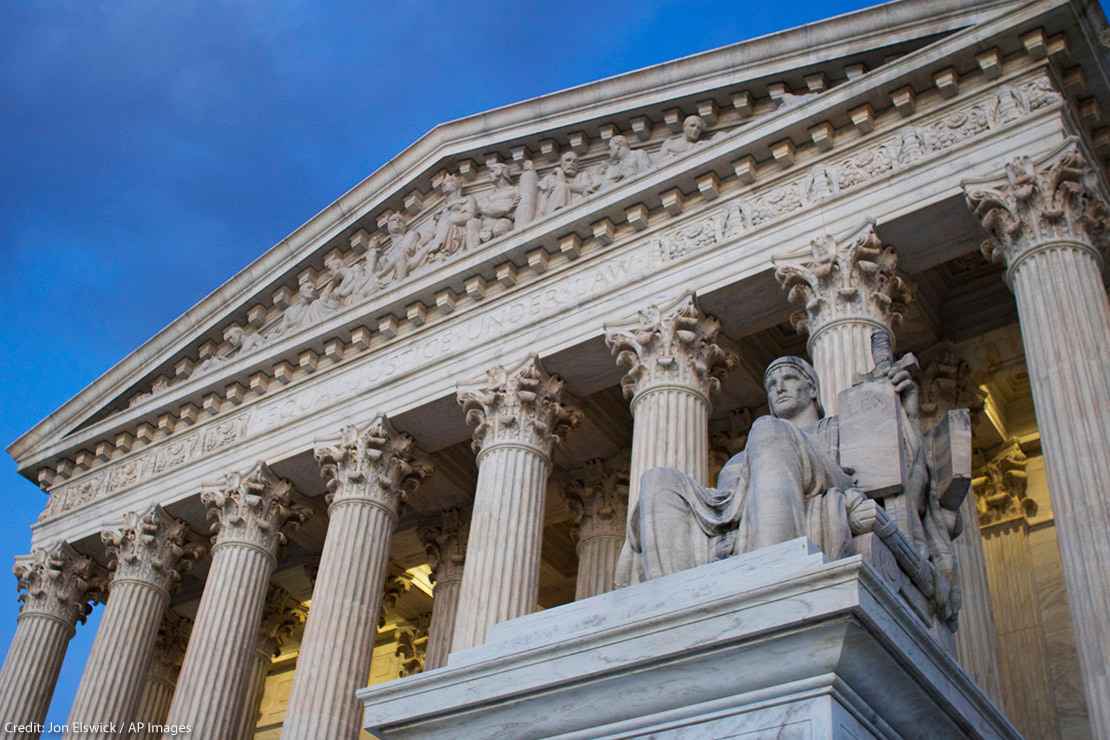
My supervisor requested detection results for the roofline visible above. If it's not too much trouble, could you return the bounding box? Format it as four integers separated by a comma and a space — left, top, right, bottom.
7, 0, 1028, 462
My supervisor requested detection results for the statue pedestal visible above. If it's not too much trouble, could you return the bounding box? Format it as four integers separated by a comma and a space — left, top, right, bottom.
358, 538, 1017, 739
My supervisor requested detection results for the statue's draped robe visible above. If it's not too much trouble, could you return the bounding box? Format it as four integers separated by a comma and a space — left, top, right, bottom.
619, 415, 859, 584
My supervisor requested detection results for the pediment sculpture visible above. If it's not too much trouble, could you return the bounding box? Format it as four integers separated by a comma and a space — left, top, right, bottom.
121, 89, 822, 409
618, 331, 972, 628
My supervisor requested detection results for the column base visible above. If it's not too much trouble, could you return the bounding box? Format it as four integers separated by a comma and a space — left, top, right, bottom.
358, 538, 1017, 739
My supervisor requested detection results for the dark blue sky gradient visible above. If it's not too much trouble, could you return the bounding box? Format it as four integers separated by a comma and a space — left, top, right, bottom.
1, 0, 905, 727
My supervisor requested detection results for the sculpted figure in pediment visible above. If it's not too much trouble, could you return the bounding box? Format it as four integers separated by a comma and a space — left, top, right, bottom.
477, 163, 521, 242
326, 250, 378, 304
538, 152, 600, 216
424, 174, 481, 261
373, 213, 432, 285
266, 278, 340, 340
657, 115, 716, 163
602, 135, 653, 186
193, 325, 267, 377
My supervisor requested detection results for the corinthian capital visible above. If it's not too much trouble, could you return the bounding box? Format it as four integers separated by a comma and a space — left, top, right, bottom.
918, 344, 986, 432
964, 139, 1109, 275
774, 221, 912, 340
457, 354, 581, 458
314, 415, 433, 518
257, 584, 306, 657
201, 462, 313, 555
563, 455, 630, 543
973, 441, 1033, 528
13, 542, 102, 626
101, 505, 206, 595
604, 294, 737, 404
418, 508, 469, 585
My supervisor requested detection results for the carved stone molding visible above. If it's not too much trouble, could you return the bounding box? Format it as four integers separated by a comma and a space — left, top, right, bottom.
563, 455, 630, 545
774, 221, 912, 346
973, 442, 1034, 528
379, 574, 414, 629
418, 509, 470, 585
257, 584, 306, 658
918, 344, 987, 432
314, 415, 433, 519
964, 138, 1109, 280
605, 293, 737, 407
458, 354, 581, 459
200, 462, 313, 556
101, 505, 206, 596
13, 543, 102, 627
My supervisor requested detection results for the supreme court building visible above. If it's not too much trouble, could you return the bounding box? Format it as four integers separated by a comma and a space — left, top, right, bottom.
3, 0, 1109, 737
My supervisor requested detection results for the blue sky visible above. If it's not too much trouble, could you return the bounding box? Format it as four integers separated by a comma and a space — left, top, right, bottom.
1, 0, 895, 728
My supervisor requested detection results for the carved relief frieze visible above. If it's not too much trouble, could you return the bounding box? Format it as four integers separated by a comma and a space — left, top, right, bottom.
38, 69, 1061, 525
41, 411, 251, 521
649, 73, 1061, 264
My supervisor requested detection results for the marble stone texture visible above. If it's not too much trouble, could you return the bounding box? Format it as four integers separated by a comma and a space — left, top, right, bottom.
359, 538, 1017, 739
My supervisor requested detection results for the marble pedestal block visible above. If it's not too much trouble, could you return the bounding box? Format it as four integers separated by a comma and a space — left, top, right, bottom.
358, 538, 1018, 739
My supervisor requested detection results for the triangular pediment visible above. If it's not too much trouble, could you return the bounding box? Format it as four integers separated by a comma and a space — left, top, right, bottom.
11, 0, 1097, 487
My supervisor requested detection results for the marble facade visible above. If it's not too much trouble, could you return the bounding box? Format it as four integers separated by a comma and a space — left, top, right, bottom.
2, 0, 1109, 738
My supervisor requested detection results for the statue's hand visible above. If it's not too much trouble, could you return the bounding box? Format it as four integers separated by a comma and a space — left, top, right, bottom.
890, 366, 920, 420
844, 488, 879, 535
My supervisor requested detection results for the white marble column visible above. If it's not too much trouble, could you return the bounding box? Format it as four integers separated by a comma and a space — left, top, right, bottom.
66, 506, 204, 739
564, 455, 629, 599
605, 294, 736, 520
418, 509, 469, 670
452, 354, 581, 651
282, 416, 431, 740
918, 347, 1003, 705
975, 441, 1056, 738
964, 139, 1110, 737
237, 585, 304, 740
135, 611, 189, 740
162, 462, 311, 739
774, 221, 912, 414
0, 544, 99, 739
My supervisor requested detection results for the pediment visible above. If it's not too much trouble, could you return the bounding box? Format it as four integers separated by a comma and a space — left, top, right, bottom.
10, 0, 1101, 488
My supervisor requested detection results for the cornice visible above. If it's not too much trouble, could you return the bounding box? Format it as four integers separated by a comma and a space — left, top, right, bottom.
7, 0, 1047, 465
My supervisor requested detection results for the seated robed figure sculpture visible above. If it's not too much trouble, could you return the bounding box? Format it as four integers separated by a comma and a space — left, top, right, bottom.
617, 352, 929, 586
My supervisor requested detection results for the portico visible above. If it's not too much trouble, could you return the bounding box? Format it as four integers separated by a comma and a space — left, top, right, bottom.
3, 0, 1109, 737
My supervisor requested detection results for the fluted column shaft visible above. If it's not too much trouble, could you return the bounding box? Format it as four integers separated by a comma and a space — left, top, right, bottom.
452, 445, 549, 651
951, 493, 1003, 705
67, 581, 165, 738
424, 576, 463, 670
165, 541, 273, 738
982, 522, 1057, 738
575, 534, 624, 599
0, 544, 97, 738
964, 141, 1110, 735
628, 387, 709, 517
807, 319, 887, 414
283, 416, 430, 740
606, 295, 736, 521
0, 613, 73, 738
453, 355, 579, 652
236, 638, 277, 740
136, 673, 176, 739
162, 463, 310, 739
420, 509, 469, 671
67, 507, 202, 740
283, 501, 394, 738
1008, 244, 1110, 733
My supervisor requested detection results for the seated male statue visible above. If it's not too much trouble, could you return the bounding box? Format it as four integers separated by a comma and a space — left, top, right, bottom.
617, 354, 925, 586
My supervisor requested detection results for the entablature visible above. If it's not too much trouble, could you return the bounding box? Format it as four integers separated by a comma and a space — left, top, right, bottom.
13, 0, 1110, 499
